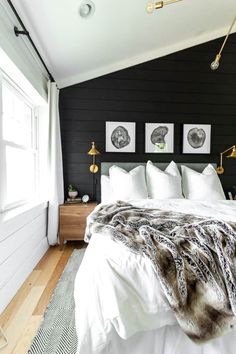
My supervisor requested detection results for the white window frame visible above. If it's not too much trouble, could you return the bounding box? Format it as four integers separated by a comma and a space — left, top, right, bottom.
0, 71, 39, 212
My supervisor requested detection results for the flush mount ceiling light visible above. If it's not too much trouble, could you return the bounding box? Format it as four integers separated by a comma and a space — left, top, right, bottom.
79, 0, 95, 19
146, 0, 183, 14
210, 16, 236, 70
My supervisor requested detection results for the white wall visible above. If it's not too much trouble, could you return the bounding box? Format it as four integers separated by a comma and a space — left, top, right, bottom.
0, 203, 49, 313
0, 1, 51, 313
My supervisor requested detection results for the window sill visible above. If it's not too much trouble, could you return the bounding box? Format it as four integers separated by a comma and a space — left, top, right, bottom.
0, 200, 49, 242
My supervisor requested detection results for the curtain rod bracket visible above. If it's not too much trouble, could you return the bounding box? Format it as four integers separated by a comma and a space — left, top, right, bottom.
6, 0, 55, 82
14, 26, 29, 37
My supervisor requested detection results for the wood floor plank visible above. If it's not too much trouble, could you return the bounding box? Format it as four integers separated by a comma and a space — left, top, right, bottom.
33, 246, 74, 315
11, 315, 42, 354
34, 248, 62, 286
0, 242, 86, 354
0, 270, 41, 328
1, 286, 45, 354
34, 246, 56, 270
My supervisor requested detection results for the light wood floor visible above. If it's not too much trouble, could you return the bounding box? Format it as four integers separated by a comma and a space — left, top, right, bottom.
0, 242, 86, 354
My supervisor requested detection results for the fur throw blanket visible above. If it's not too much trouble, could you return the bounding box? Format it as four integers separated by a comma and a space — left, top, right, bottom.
85, 201, 236, 343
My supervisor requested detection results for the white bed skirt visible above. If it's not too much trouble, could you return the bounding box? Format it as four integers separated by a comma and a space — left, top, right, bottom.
106, 325, 236, 354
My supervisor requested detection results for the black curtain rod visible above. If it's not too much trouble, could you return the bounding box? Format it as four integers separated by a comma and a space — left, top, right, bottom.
6, 0, 55, 82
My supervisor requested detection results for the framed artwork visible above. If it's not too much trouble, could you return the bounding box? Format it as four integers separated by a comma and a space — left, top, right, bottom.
183, 124, 211, 154
105, 121, 136, 152
145, 123, 174, 153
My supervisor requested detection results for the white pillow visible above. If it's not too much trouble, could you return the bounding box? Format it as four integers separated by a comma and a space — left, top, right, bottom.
109, 165, 148, 201
146, 160, 183, 199
181, 164, 226, 200
101, 175, 113, 204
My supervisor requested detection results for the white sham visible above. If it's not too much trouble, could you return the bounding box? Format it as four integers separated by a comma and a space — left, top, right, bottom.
109, 165, 148, 201
181, 164, 226, 200
146, 161, 183, 199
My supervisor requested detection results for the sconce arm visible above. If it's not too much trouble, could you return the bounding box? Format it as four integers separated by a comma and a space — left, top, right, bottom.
217, 145, 236, 174
218, 16, 236, 56
221, 145, 235, 156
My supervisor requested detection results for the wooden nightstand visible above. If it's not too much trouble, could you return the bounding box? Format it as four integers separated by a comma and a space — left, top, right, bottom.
59, 202, 97, 249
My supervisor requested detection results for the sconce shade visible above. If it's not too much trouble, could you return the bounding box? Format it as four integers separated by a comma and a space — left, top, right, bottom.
216, 145, 236, 174
227, 145, 236, 158
88, 141, 100, 156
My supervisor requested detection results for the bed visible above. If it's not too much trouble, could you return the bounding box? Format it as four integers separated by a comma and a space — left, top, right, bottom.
74, 162, 236, 354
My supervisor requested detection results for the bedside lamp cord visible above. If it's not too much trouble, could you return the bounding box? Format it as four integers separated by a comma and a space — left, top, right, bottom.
0, 326, 8, 349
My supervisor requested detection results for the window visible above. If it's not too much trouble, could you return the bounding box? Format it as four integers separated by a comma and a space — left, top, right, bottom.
0, 75, 38, 211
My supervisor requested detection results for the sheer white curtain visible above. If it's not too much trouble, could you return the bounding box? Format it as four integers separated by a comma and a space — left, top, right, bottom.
47, 81, 64, 245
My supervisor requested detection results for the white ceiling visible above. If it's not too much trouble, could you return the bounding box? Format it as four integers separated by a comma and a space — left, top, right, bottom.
12, 0, 236, 88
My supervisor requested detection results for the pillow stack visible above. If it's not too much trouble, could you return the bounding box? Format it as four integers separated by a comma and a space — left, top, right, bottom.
100, 162, 225, 203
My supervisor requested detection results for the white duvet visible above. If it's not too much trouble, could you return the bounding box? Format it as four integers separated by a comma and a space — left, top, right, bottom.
74, 199, 236, 354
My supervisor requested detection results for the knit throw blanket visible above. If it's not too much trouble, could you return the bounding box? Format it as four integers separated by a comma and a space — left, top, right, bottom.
85, 201, 236, 343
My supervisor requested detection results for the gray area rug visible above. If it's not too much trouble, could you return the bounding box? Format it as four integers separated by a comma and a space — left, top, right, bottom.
28, 248, 85, 354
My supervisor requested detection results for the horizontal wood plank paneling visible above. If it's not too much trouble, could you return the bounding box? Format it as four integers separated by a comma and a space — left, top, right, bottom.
0, 212, 47, 266
0, 238, 48, 315
60, 34, 236, 200
0, 227, 47, 289
0, 206, 49, 313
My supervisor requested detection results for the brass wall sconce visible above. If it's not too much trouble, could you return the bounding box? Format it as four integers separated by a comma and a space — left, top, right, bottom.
88, 141, 100, 173
88, 141, 100, 201
146, 0, 182, 14
216, 145, 236, 174
210, 16, 236, 70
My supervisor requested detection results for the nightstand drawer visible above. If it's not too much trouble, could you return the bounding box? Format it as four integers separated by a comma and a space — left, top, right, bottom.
60, 214, 81, 226
59, 226, 85, 240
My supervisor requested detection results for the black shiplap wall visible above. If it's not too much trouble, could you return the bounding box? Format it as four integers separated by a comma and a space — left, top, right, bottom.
59, 35, 236, 201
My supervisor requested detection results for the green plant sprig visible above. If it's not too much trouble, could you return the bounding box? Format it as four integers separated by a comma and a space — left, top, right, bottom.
68, 184, 77, 192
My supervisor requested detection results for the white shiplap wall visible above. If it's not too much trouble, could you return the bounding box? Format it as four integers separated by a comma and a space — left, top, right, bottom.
0, 203, 49, 313
0, 0, 51, 314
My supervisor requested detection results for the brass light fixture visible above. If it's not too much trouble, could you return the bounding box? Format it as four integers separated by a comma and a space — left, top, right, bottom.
210, 16, 236, 70
146, 0, 183, 14
88, 141, 100, 173
216, 145, 236, 174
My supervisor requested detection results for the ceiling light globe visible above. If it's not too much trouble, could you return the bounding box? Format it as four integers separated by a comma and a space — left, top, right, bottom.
80, 4, 91, 17
210, 60, 219, 71
79, 1, 95, 18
